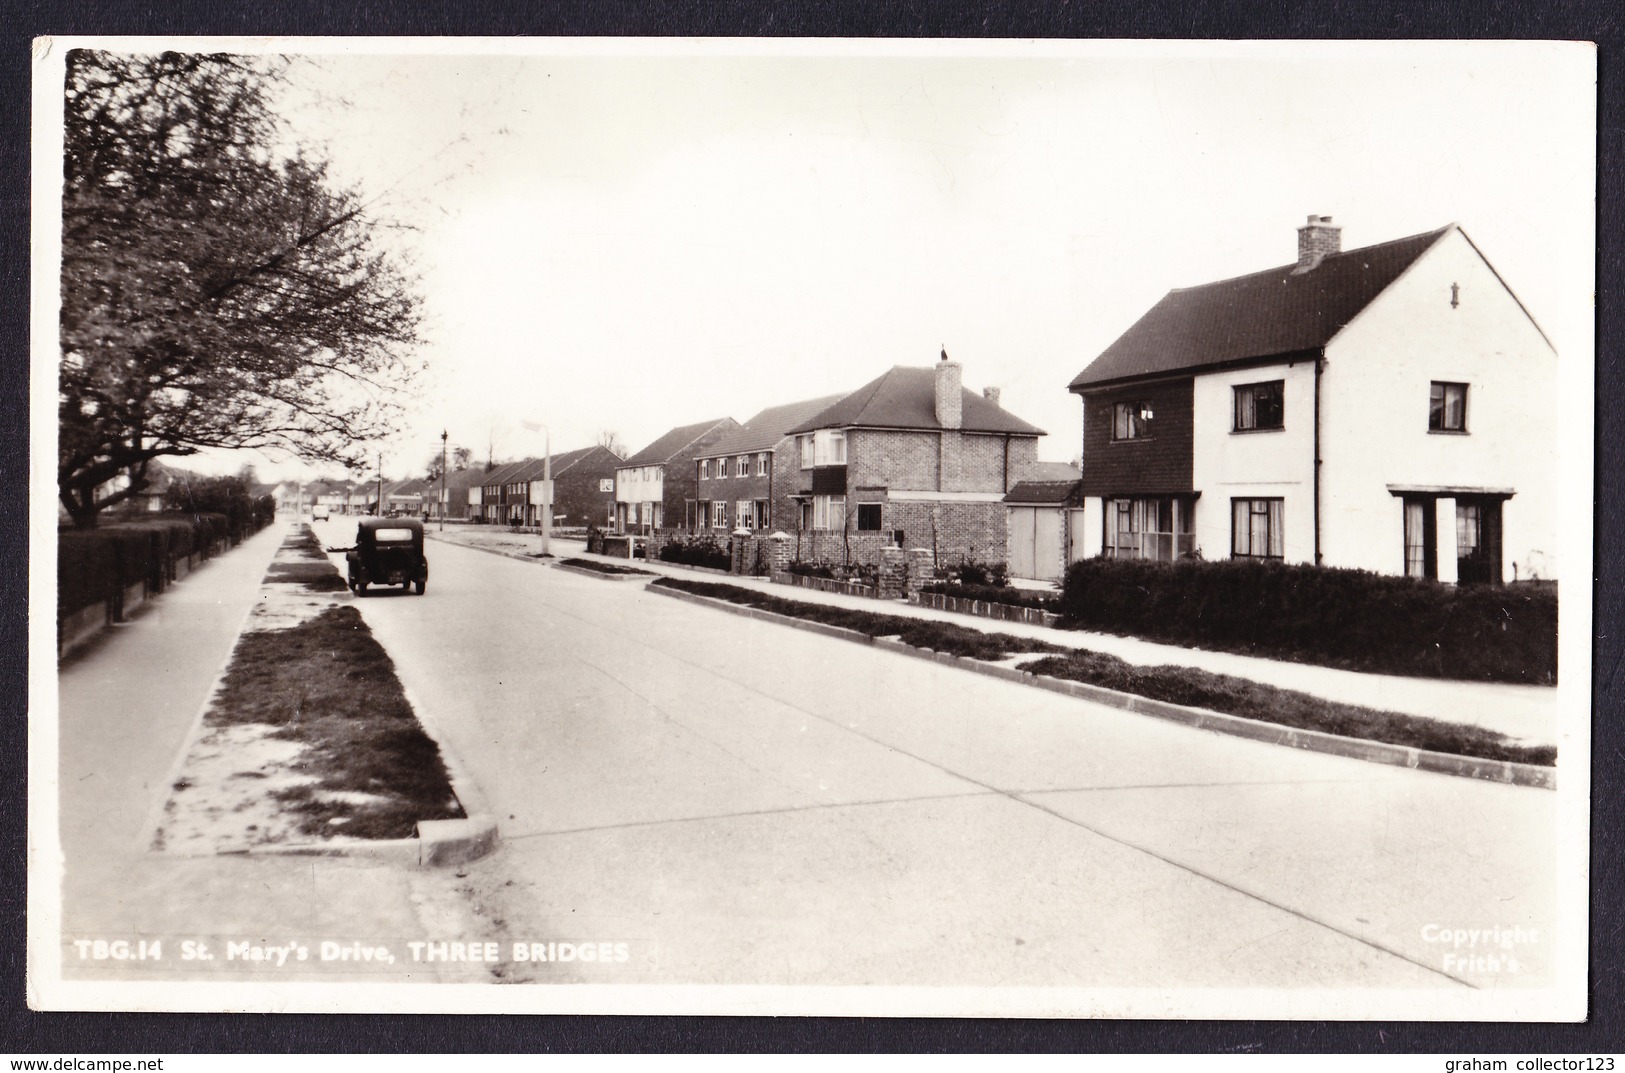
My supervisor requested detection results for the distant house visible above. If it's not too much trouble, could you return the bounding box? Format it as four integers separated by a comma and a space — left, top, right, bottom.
615, 417, 738, 533
692, 395, 844, 534
1067, 215, 1557, 582
474, 447, 623, 528
783, 357, 1044, 566
479, 460, 534, 525
432, 468, 485, 521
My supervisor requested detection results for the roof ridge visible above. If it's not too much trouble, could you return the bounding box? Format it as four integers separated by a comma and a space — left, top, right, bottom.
1167, 224, 1453, 293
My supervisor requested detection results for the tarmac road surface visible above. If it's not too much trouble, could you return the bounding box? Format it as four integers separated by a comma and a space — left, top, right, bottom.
324, 522, 1559, 999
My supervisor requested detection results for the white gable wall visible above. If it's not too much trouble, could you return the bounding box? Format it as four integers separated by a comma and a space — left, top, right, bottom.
1191, 360, 1318, 563
1319, 227, 1558, 579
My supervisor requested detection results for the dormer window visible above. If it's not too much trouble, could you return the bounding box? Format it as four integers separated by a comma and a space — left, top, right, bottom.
1112, 401, 1154, 441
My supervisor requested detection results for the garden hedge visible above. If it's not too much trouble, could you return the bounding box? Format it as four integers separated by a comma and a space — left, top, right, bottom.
1057, 557, 1556, 683
57, 510, 259, 625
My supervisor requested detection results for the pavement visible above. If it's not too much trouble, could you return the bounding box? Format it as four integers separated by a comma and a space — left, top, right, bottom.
41, 520, 489, 1000
344, 526, 1561, 1002
429, 525, 1560, 747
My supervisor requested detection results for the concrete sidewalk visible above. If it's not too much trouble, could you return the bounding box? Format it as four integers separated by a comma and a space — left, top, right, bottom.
430, 525, 1558, 745
44, 520, 478, 996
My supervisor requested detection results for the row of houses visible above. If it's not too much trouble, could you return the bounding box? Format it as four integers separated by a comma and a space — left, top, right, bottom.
284, 214, 1555, 587
602, 213, 1558, 586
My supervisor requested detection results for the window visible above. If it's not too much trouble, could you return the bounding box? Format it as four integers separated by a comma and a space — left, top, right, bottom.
798, 435, 815, 469
736, 456, 749, 477
711, 500, 727, 528
714, 457, 726, 479
1112, 401, 1154, 441
699, 459, 710, 479
812, 430, 847, 466
1104, 497, 1194, 561
1429, 381, 1468, 431
1231, 498, 1284, 560
811, 494, 846, 531
756, 453, 770, 476
753, 500, 769, 529
856, 503, 882, 531
1233, 380, 1284, 431
736, 500, 753, 529
1403, 498, 1436, 579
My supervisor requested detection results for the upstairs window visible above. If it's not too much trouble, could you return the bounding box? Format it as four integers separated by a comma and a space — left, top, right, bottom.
1233, 380, 1284, 431
736, 455, 749, 477
699, 459, 710, 479
714, 458, 726, 479
1429, 381, 1468, 432
1112, 401, 1153, 441
814, 430, 847, 466
756, 453, 770, 476
798, 435, 815, 469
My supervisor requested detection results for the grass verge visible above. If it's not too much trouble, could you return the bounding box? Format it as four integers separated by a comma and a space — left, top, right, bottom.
656, 576, 1554, 767
266, 525, 350, 591
209, 567, 465, 839
561, 557, 653, 576
652, 577, 1062, 661
1021, 651, 1554, 766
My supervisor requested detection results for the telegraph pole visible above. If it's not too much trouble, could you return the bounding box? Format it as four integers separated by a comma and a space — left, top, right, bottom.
440, 430, 448, 532
376, 452, 384, 515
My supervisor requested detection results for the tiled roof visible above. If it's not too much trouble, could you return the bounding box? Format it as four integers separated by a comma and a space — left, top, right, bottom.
702, 395, 847, 458
1069, 225, 1452, 390
621, 417, 736, 467
1002, 479, 1082, 505
786, 366, 1044, 436
1012, 460, 1082, 483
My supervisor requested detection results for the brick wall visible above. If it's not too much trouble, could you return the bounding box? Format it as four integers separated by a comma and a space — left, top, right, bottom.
847, 429, 940, 490
1078, 378, 1195, 497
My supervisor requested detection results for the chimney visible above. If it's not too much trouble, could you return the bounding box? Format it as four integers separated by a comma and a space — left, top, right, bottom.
935, 352, 962, 430
983, 386, 1001, 408
1296, 214, 1342, 268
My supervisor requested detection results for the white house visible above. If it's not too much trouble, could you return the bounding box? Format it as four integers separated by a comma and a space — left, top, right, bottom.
1067, 215, 1557, 583
614, 417, 738, 533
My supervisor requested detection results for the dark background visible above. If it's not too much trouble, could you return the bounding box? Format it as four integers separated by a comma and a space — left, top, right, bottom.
2, 0, 1618, 1054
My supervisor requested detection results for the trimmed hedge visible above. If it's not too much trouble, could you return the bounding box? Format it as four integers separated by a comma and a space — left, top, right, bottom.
57, 510, 260, 625
1058, 557, 1557, 684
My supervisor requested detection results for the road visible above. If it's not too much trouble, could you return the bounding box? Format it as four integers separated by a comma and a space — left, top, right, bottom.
319, 521, 1559, 995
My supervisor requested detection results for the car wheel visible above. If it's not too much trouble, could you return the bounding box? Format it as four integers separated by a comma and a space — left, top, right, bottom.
414, 578, 426, 595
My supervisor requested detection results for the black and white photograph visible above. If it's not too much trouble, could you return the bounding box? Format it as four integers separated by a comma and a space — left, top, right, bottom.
28, 36, 1595, 1019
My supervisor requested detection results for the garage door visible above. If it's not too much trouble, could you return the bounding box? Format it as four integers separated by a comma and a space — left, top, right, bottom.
1008, 507, 1064, 582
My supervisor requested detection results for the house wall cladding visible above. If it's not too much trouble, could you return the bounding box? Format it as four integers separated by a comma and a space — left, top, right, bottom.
846, 430, 1037, 494
1078, 378, 1195, 497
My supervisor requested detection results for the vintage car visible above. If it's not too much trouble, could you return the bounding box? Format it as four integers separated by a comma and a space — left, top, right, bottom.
346, 517, 428, 595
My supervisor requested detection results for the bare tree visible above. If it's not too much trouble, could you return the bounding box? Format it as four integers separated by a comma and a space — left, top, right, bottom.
596, 429, 628, 459
58, 51, 423, 527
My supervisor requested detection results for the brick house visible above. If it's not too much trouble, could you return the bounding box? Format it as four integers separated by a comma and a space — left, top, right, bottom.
1068, 215, 1557, 582
615, 417, 738, 533
479, 460, 534, 525
692, 395, 844, 534
783, 357, 1045, 566
534, 445, 622, 528
431, 467, 485, 521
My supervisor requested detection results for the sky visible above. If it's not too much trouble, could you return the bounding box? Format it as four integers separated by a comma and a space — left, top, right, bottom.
66, 39, 1601, 483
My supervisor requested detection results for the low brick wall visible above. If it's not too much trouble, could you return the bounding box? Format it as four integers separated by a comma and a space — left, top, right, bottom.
781, 573, 878, 599
909, 590, 1061, 628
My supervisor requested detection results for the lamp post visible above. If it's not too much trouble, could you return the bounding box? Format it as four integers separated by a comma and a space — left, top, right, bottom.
439, 430, 448, 532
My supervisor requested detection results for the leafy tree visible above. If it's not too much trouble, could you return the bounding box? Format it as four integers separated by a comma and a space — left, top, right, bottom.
58, 50, 423, 527
452, 445, 473, 471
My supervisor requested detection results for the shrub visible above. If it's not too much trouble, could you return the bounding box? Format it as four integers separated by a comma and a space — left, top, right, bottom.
920, 581, 1059, 611
789, 559, 878, 585
1057, 557, 1557, 684
934, 558, 1009, 587
658, 534, 731, 570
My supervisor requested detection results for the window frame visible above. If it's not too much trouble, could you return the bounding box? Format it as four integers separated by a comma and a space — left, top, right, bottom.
798, 435, 815, 469
1429, 381, 1469, 433
756, 453, 770, 477
1230, 497, 1285, 560
1232, 380, 1285, 433
711, 500, 727, 528
699, 459, 710, 480
1111, 400, 1154, 442
736, 499, 753, 530
856, 503, 882, 532
736, 455, 749, 478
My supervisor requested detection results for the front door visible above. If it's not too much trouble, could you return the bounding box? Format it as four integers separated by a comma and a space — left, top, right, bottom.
1456, 499, 1503, 585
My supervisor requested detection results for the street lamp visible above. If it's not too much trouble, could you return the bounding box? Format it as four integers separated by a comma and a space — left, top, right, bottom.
439, 429, 448, 532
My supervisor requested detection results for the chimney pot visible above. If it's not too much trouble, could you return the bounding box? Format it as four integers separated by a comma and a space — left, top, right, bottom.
983, 386, 1001, 408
